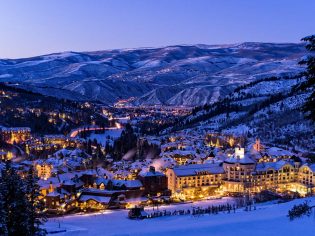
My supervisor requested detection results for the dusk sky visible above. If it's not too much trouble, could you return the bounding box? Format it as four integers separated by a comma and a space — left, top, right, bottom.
0, 0, 314, 58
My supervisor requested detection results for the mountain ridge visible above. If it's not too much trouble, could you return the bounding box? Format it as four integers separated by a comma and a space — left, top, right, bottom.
167, 74, 314, 152
0, 42, 306, 106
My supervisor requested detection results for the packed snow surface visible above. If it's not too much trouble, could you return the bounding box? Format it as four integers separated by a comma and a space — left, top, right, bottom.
45, 197, 315, 236
87, 129, 122, 146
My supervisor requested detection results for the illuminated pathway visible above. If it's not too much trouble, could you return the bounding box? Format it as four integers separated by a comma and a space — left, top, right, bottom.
69, 126, 121, 138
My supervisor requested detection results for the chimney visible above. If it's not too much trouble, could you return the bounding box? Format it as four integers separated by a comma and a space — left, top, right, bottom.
149, 166, 156, 174
49, 181, 53, 193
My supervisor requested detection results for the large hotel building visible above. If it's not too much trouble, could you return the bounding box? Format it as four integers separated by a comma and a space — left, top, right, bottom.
166, 148, 315, 199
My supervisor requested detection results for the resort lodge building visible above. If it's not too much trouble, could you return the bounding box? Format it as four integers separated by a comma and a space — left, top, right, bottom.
166, 148, 315, 199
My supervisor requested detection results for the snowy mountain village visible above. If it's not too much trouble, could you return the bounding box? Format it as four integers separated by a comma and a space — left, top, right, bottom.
1, 115, 314, 216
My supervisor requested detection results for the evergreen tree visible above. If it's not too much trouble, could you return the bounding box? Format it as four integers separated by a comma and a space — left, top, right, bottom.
0, 168, 8, 236
111, 123, 137, 160
0, 162, 46, 236
87, 139, 93, 155
0, 161, 29, 236
25, 167, 47, 236
288, 202, 314, 221
299, 35, 315, 121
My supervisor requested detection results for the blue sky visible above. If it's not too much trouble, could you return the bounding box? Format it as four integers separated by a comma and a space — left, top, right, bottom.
0, 0, 314, 58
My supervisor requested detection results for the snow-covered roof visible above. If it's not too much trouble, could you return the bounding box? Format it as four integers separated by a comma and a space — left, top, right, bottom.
96, 167, 114, 179
173, 163, 224, 177
79, 169, 97, 176
113, 180, 143, 188
79, 195, 111, 204
38, 177, 60, 190
58, 172, 80, 182
139, 170, 165, 177
62, 180, 76, 186
95, 177, 109, 185
266, 147, 293, 157
255, 160, 293, 172
150, 156, 176, 171
44, 134, 66, 139
0, 127, 31, 132
224, 154, 255, 165
171, 150, 196, 156
46, 191, 60, 197
94, 179, 143, 189
300, 163, 315, 172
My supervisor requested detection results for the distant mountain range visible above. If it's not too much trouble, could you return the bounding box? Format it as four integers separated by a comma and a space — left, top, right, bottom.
0, 42, 306, 106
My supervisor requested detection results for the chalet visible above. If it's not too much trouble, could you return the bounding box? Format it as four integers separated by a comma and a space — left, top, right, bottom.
138, 166, 169, 196
45, 191, 62, 210
78, 187, 145, 210
93, 178, 143, 191
78, 189, 113, 210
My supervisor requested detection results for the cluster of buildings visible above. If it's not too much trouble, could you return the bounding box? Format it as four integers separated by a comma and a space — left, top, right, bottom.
25, 134, 85, 157
1, 121, 314, 216
0, 125, 87, 159
39, 165, 169, 214
35, 144, 315, 214
166, 147, 315, 200
33, 139, 315, 215
0, 126, 31, 144
34, 148, 93, 179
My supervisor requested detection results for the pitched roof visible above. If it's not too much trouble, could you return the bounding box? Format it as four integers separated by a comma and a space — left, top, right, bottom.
139, 171, 165, 177
113, 180, 143, 188
79, 195, 111, 204
301, 163, 315, 172
255, 160, 293, 172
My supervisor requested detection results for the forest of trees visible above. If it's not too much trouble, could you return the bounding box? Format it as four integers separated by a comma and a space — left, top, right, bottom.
299, 35, 315, 121
103, 123, 160, 161
0, 162, 46, 236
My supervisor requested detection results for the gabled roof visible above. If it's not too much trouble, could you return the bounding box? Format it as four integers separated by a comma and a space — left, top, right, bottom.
46, 191, 60, 197
256, 160, 293, 172
79, 195, 111, 204
139, 170, 165, 177
95, 177, 110, 185
300, 163, 315, 172
94, 179, 143, 189
113, 180, 143, 188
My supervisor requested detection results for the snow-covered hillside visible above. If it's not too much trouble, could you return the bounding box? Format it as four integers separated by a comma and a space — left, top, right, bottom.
0, 43, 306, 106
45, 197, 315, 236
174, 76, 314, 151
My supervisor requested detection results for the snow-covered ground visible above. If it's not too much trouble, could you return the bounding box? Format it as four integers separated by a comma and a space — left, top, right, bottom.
45, 197, 315, 236
87, 129, 122, 146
